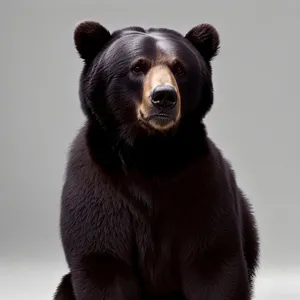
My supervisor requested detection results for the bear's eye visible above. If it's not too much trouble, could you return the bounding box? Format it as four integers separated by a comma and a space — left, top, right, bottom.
133, 65, 142, 74
172, 60, 186, 77
176, 66, 184, 75
131, 59, 149, 75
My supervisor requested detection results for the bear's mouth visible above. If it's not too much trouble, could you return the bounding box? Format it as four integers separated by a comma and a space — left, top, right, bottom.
144, 113, 173, 122
139, 110, 176, 131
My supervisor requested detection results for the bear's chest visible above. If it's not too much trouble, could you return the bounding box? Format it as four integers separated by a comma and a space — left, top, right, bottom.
122, 159, 223, 295
127, 180, 204, 296
133, 214, 182, 296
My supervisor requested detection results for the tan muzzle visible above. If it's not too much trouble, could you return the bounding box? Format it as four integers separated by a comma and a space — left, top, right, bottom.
137, 65, 181, 131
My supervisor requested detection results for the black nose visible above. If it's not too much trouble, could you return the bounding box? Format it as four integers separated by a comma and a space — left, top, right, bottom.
150, 85, 177, 109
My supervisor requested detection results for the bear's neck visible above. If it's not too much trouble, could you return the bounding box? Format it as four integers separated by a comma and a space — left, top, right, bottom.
85, 118, 209, 177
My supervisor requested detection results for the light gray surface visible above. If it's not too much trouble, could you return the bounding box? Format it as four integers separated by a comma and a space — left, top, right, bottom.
0, 0, 299, 299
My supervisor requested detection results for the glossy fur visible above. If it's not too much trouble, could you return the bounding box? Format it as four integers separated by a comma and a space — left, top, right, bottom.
54, 21, 260, 300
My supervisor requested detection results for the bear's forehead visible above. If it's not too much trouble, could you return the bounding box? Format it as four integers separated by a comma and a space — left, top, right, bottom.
104, 31, 196, 63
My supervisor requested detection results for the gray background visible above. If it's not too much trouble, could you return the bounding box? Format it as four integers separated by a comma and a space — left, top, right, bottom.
0, 0, 299, 299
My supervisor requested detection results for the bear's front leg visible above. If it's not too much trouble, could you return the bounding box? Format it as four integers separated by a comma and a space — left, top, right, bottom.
181, 252, 251, 300
59, 174, 142, 300
71, 253, 141, 300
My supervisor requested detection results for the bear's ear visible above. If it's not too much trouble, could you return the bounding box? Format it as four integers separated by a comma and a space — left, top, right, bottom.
74, 21, 111, 61
185, 24, 220, 61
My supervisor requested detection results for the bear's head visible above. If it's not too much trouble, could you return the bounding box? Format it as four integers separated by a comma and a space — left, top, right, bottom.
74, 21, 219, 148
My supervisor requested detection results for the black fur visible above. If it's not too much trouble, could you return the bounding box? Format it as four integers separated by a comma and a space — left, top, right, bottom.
54, 21, 260, 300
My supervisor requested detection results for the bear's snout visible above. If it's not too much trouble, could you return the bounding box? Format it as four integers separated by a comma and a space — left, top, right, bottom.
137, 65, 181, 132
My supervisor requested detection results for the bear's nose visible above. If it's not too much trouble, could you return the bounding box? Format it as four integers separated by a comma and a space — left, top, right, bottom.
150, 85, 177, 109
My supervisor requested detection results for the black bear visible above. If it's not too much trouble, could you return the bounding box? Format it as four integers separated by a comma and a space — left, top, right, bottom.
54, 21, 260, 300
